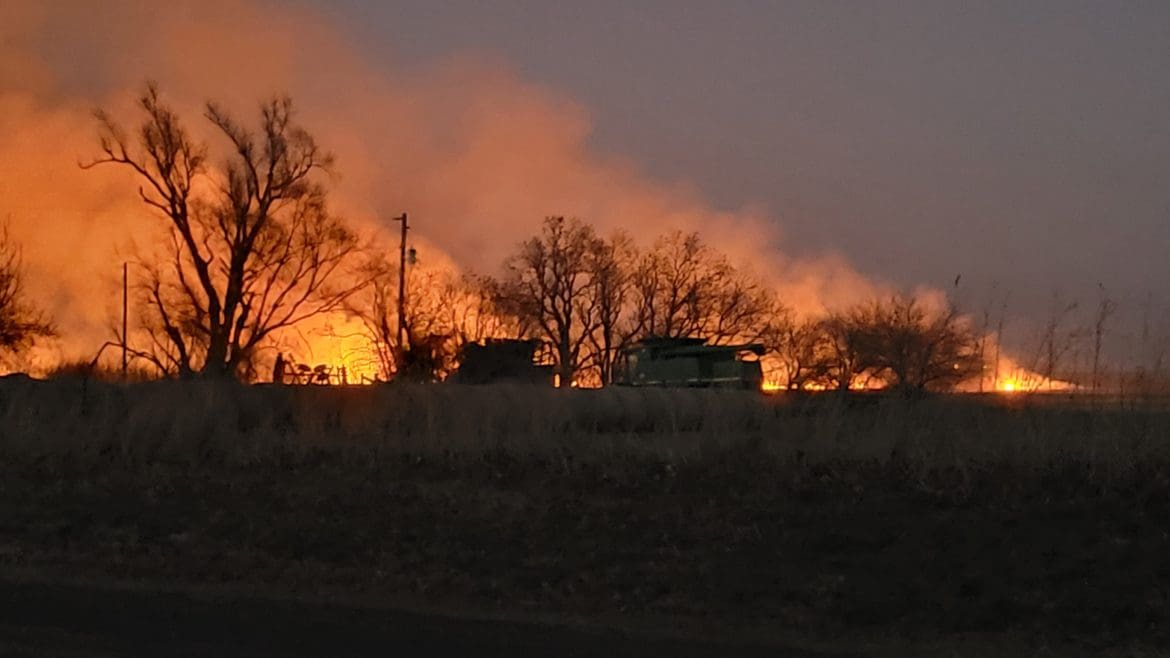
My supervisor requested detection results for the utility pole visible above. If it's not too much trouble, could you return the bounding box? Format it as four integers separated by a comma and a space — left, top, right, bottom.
121, 262, 128, 378
392, 213, 409, 368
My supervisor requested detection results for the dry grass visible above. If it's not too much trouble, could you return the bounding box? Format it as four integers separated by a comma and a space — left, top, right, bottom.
2, 378, 1169, 475
4, 378, 1170, 652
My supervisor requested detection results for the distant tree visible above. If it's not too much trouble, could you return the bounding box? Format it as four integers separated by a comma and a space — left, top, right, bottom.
446, 274, 525, 345
781, 295, 991, 393
773, 317, 834, 389
494, 221, 799, 387
349, 256, 509, 382
699, 262, 785, 346
348, 254, 418, 381
585, 230, 636, 384
630, 231, 710, 338
501, 216, 602, 387
1026, 292, 1081, 391
629, 230, 782, 346
819, 310, 877, 391
856, 295, 984, 393
1091, 284, 1117, 394
0, 224, 53, 356
84, 84, 363, 379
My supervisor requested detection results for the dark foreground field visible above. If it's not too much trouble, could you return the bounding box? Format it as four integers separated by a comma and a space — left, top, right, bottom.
2, 378, 1169, 656
0, 578, 803, 657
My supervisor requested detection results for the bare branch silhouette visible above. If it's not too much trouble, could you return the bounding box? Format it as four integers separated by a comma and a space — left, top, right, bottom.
0, 222, 54, 357
86, 84, 364, 379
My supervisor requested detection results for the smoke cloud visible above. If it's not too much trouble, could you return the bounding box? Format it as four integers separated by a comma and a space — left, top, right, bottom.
0, 0, 883, 370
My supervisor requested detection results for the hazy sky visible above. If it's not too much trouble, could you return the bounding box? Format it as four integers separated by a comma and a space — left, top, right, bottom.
305, 0, 1170, 317
4, 0, 1169, 368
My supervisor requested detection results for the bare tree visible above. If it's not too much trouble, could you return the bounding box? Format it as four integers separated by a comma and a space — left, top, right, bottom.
630, 231, 710, 338
501, 216, 601, 387
700, 262, 785, 346
85, 84, 363, 379
628, 230, 782, 347
349, 256, 511, 382
585, 231, 636, 385
1091, 283, 1117, 394
1129, 292, 1170, 398
973, 281, 1002, 392
989, 286, 1010, 391
809, 296, 983, 393
819, 309, 878, 391
861, 295, 984, 392
494, 221, 797, 387
773, 317, 837, 390
347, 255, 406, 381
1028, 292, 1080, 391
390, 267, 459, 381
0, 224, 53, 356
445, 274, 525, 346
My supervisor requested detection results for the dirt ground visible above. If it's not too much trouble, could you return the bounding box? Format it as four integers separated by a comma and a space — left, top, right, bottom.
0, 577, 821, 657
1, 448, 1167, 656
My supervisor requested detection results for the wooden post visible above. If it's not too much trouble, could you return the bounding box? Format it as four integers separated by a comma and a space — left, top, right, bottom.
122, 262, 128, 378
392, 213, 409, 372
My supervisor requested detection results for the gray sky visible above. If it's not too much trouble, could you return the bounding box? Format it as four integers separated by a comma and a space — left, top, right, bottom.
303, 0, 1170, 326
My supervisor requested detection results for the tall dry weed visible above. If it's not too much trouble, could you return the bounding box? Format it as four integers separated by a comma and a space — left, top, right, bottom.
1, 379, 1169, 479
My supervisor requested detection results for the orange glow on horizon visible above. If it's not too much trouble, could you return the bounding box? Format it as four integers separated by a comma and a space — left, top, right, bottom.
990, 369, 1078, 395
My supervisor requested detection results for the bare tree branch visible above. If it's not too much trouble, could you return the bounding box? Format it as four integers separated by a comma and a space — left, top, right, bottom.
87, 84, 364, 379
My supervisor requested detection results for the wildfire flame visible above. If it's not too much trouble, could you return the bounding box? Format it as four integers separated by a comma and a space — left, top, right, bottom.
295, 317, 384, 385
990, 370, 1077, 394
758, 356, 1076, 395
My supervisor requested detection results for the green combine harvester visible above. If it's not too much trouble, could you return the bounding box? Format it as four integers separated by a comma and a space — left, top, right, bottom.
612, 337, 765, 391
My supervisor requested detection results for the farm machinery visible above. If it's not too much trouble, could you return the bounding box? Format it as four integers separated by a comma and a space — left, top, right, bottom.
612, 337, 765, 391
447, 338, 555, 386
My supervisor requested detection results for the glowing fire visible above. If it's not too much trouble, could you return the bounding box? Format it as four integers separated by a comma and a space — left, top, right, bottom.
289, 319, 1083, 394
988, 364, 1078, 394
291, 315, 383, 384
759, 376, 875, 393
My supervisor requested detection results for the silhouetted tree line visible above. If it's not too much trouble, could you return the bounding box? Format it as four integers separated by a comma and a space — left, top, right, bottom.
480, 216, 983, 391
775, 297, 982, 391
70, 85, 983, 389
346, 214, 983, 391
490, 217, 783, 387
0, 84, 990, 392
